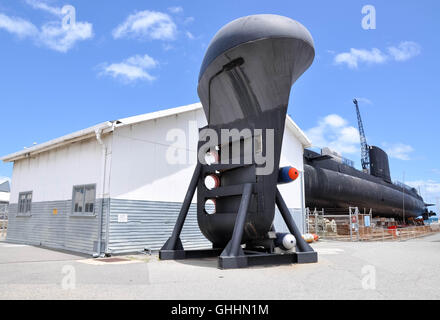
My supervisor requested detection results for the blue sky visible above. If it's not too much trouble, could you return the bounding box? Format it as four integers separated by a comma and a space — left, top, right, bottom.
0, 0, 439, 210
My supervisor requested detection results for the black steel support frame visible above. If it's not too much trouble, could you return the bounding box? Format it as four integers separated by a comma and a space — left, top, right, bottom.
159, 166, 318, 269
160, 163, 201, 258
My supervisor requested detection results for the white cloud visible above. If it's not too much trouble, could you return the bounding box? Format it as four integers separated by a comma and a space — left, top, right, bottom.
184, 17, 195, 25
406, 180, 440, 205
100, 54, 158, 83
324, 114, 347, 127
334, 48, 387, 69
39, 20, 93, 53
383, 143, 414, 161
0, 13, 38, 38
306, 114, 415, 164
28, 1, 93, 52
333, 41, 421, 69
0, 1, 93, 52
162, 43, 174, 51
113, 10, 177, 41
305, 114, 360, 155
168, 6, 183, 14
387, 41, 421, 61
185, 31, 195, 40
25, 0, 62, 15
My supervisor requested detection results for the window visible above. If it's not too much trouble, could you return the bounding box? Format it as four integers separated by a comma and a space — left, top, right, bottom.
18, 191, 32, 215
72, 184, 96, 215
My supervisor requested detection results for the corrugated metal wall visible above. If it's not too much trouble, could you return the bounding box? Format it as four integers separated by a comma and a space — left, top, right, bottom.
6, 198, 304, 255
107, 199, 210, 254
273, 208, 305, 234
6, 199, 108, 255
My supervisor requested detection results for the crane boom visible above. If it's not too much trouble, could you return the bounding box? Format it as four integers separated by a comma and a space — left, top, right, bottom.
353, 99, 370, 172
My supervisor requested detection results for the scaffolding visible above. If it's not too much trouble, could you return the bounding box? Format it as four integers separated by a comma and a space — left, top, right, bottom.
306, 207, 439, 242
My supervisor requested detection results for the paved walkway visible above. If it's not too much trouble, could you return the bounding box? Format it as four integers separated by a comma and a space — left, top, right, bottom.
1, 234, 440, 299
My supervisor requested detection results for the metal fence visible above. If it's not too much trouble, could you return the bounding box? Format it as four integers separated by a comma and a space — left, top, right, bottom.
306, 207, 439, 242
0, 203, 8, 239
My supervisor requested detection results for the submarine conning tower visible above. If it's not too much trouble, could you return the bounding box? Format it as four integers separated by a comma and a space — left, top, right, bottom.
160, 14, 318, 269
369, 146, 391, 183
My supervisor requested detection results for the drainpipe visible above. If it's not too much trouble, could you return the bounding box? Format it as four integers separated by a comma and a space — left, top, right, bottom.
104, 122, 116, 256
93, 124, 112, 258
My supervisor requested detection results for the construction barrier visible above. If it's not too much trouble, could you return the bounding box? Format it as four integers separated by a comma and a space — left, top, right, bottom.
306, 207, 440, 242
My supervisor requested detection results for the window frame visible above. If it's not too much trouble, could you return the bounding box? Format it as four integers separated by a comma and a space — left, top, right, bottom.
17, 191, 33, 217
71, 184, 97, 217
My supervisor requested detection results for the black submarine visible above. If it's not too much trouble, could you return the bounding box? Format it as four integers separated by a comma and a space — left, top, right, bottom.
304, 99, 429, 220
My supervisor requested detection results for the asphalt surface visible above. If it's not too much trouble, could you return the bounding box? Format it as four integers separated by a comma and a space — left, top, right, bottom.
1, 233, 440, 300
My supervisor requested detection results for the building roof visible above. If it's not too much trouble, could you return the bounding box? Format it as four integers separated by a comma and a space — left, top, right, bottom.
1, 102, 311, 162
0, 180, 10, 193
285, 115, 312, 148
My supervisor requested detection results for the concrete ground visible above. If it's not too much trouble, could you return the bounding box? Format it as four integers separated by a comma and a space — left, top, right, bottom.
1, 233, 440, 300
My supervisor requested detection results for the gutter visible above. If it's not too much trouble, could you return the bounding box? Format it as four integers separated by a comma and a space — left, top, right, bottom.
1, 122, 114, 163
286, 116, 312, 148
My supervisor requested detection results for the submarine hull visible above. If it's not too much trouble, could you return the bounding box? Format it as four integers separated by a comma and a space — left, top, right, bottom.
304, 164, 425, 219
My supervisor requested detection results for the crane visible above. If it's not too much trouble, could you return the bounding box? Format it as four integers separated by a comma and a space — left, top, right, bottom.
353, 99, 370, 172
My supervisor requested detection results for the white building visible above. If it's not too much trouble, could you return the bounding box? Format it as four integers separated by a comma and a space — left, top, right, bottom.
0, 180, 10, 205
1, 103, 311, 256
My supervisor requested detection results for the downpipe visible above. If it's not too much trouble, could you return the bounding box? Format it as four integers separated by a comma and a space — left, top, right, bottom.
93, 122, 114, 258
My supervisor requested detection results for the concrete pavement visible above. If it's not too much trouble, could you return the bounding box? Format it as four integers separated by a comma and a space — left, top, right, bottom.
1, 233, 440, 299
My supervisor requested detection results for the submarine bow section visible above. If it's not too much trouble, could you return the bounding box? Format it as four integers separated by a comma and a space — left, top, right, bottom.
196, 14, 315, 245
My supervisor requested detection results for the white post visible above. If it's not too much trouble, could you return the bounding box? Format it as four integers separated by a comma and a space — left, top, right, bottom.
299, 171, 306, 235
356, 207, 360, 241
349, 207, 353, 241
314, 208, 318, 235
305, 208, 309, 234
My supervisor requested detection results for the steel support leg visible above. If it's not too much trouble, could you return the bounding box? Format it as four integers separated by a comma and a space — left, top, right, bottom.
275, 188, 315, 253
219, 183, 253, 268
161, 163, 201, 251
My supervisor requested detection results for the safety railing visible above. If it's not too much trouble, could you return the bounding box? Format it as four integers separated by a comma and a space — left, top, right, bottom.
306, 206, 440, 242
